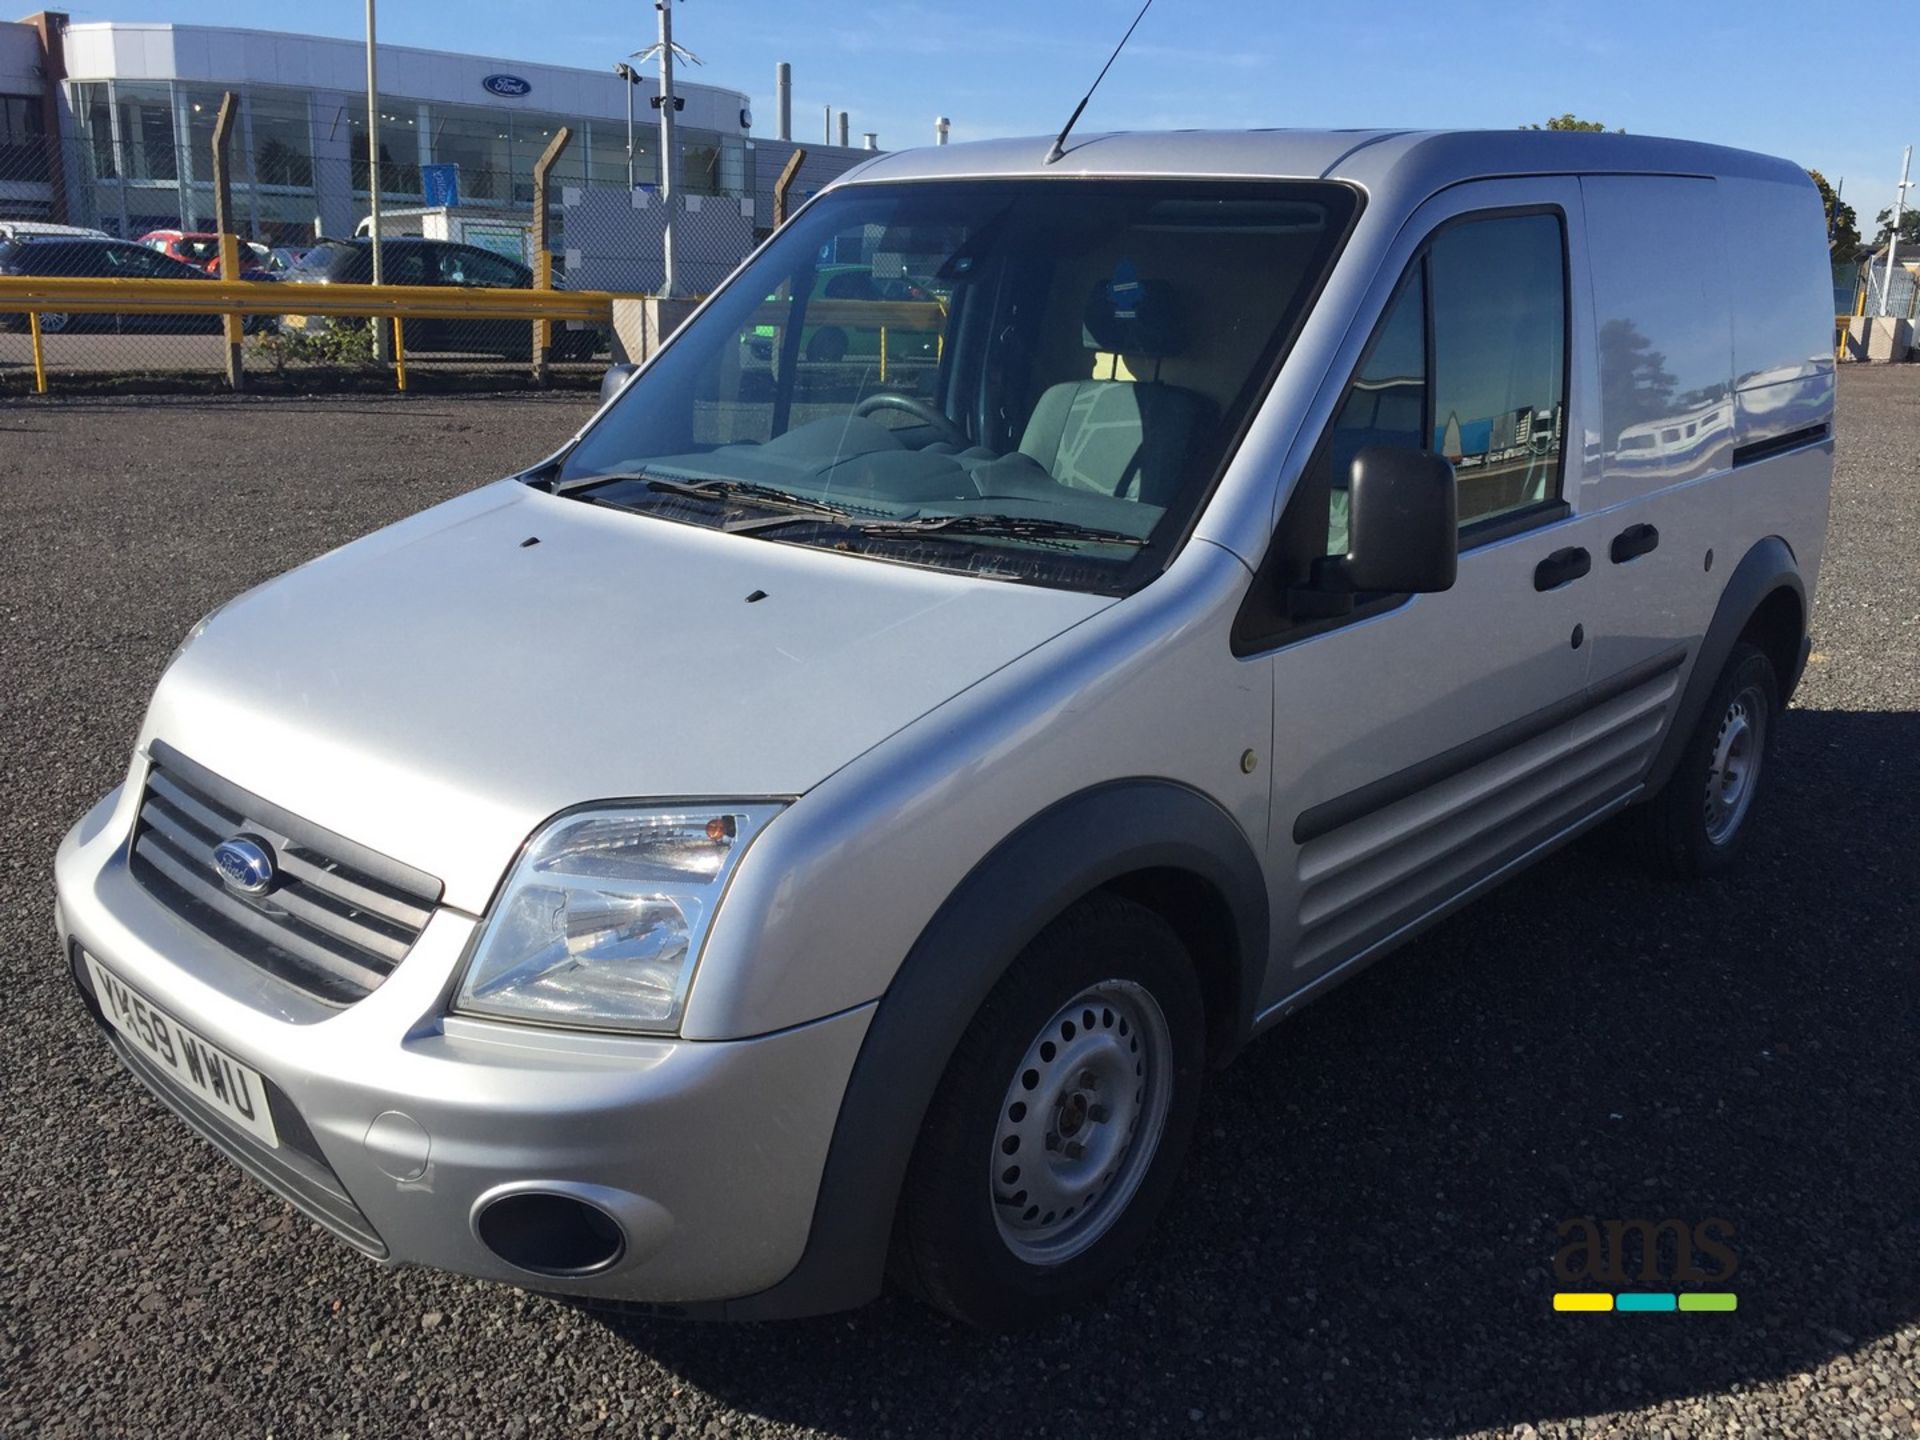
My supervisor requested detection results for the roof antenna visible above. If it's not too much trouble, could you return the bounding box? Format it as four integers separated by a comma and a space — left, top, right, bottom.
1045, 0, 1154, 164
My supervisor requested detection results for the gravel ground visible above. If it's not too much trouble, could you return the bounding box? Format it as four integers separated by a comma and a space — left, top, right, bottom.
1, 378, 1915, 1438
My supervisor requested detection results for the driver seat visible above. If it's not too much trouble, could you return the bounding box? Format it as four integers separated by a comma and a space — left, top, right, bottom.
1017, 278, 1213, 507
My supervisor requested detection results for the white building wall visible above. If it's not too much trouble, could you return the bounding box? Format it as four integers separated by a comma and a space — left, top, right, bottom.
58, 23, 749, 135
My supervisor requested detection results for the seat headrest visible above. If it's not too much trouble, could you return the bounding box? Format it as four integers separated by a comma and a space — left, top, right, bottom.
1082, 271, 1183, 358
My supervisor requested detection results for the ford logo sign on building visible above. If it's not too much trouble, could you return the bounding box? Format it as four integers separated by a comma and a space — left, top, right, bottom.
482, 73, 532, 98
212, 836, 275, 895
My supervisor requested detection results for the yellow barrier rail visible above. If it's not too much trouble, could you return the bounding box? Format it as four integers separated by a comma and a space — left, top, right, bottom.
0, 274, 613, 322
0, 274, 620, 395
0, 278, 953, 395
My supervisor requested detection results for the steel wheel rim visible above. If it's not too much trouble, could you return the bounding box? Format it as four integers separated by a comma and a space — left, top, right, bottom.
39, 312, 68, 334
990, 979, 1174, 1267
1704, 682, 1766, 845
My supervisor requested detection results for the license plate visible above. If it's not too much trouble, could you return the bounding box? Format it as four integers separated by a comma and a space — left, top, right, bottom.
86, 954, 279, 1149
281, 314, 308, 329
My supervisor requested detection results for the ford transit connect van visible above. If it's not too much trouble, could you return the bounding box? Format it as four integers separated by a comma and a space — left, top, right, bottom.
55, 130, 1835, 1329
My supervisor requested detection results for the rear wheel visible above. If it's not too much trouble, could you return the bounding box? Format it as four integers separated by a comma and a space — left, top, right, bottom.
36, 311, 70, 334
892, 893, 1204, 1329
805, 326, 848, 363
1637, 641, 1780, 878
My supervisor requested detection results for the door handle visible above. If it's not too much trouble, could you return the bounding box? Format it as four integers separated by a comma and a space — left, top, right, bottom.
1610, 523, 1660, 563
1533, 546, 1592, 592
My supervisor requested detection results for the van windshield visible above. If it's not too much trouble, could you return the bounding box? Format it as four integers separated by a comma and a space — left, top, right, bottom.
555, 179, 1357, 593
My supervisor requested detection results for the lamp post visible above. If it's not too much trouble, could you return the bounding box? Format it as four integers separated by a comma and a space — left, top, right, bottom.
365, 0, 382, 288
613, 61, 639, 192
632, 0, 702, 298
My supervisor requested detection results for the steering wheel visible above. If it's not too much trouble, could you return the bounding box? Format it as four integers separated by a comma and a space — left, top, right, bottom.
852, 392, 969, 448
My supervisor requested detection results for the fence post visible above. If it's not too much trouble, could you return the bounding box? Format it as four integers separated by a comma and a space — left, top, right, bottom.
210, 91, 244, 392
530, 126, 573, 385
773, 148, 807, 229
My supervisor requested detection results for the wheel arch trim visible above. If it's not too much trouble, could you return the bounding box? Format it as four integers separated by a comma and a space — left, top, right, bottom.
1644, 534, 1806, 798
719, 777, 1268, 1319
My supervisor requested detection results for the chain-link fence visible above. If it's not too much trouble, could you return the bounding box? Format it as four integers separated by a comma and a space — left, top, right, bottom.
2, 135, 775, 389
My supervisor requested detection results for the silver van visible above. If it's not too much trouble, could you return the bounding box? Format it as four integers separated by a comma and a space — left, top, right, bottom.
55, 130, 1835, 1328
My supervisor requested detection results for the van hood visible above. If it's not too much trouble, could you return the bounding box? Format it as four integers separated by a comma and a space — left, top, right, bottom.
143, 481, 1110, 911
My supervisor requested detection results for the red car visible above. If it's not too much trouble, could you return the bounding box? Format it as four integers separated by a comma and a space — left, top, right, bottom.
138, 230, 273, 278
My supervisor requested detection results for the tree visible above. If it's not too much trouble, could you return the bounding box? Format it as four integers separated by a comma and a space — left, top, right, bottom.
1597, 318, 1676, 450
1525, 114, 1622, 133
1871, 203, 1920, 250
1809, 170, 1861, 259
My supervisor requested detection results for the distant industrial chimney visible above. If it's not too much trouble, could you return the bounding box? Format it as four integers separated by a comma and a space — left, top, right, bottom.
823, 104, 832, 143
935, 116, 950, 145
837, 111, 850, 148
775, 62, 791, 141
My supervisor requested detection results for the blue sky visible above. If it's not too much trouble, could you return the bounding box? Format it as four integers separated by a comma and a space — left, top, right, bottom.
64, 0, 1898, 221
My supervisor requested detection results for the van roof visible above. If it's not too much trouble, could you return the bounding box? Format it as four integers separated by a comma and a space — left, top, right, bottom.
835, 129, 1812, 196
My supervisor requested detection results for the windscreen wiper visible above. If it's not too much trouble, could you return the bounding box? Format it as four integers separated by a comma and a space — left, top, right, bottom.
851, 513, 1149, 548
638, 475, 854, 518
550, 468, 853, 520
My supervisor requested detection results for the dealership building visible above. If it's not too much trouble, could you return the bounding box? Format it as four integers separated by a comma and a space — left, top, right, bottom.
0, 13, 876, 244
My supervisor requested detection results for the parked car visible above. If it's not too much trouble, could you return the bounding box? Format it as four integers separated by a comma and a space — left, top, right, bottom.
56, 130, 1834, 1330
277, 237, 599, 359
742, 263, 945, 365
138, 230, 273, 279
0, 234, 218, 332
265, 245, 315, 275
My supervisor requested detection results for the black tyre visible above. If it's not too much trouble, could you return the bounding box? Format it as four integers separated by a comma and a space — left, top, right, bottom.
805, 326, 848, 363
1638, 641, 1780, 878
892, 893, 1205, 1329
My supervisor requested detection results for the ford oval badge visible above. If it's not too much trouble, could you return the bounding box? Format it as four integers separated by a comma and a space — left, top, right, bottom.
482, 73, 532, 98
213, 836, 275, 895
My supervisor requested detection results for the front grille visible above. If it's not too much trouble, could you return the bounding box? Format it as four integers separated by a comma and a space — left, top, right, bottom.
129, 739, 442, 1004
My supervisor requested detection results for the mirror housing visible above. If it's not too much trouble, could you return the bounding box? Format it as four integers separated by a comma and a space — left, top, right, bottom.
1315, 445, 1458, 596
599, 363, 638, 405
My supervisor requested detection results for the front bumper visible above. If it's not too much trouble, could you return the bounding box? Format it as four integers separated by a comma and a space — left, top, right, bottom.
55, 784, 872, 1308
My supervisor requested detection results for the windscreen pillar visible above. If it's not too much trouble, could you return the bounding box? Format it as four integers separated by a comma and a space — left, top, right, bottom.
210, 91, 244, 391
530, 126, 573, 385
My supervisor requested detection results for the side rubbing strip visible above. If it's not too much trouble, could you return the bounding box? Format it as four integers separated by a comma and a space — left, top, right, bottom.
1291, 645, 1689, 845
1730, 422, 1829, 469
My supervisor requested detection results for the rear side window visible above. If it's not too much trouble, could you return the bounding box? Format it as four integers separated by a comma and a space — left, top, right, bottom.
294, 244, 370, 282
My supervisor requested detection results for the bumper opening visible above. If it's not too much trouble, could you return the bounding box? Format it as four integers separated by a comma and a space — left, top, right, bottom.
475, 1191, 627, 1277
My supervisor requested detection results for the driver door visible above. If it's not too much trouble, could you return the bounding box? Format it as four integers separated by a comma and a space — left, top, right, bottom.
1246, 178, 1622, 1013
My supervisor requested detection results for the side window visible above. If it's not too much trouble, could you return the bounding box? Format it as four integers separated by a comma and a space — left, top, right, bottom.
381, 245, 430, 286
1429, 214, 1565, 525
1309, 211, 1566, 561
105, 243, 165, 277
442, 246, 523, 288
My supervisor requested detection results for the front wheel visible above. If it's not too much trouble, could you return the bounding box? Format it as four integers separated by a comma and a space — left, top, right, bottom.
1637, 641, 1780, 878
892, 893, 1204, 1329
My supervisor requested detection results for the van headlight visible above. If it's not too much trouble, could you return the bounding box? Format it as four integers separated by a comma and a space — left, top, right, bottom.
453, 804, 783, 1034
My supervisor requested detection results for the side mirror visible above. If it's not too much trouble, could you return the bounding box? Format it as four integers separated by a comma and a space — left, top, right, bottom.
1316, 445, 1458, 595
599, 363, 638, 405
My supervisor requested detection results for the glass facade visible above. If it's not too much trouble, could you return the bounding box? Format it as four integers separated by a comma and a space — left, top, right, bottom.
1, 92, 47, 181
64, 78, 746, 244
